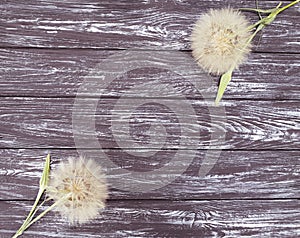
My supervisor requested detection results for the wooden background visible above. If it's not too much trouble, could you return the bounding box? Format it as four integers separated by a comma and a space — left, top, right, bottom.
0, 0, 299, 237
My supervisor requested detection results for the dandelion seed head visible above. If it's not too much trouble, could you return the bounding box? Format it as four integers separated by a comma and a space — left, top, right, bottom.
191, 8, 252, 75
47, 157, 108, 225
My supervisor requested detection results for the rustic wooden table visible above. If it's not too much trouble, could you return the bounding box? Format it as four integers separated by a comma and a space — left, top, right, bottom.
0, 0, 299, 237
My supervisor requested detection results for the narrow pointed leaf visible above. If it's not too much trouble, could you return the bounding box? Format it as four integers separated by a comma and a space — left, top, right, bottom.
40, 154, 50, 188
215, 69, 233, 106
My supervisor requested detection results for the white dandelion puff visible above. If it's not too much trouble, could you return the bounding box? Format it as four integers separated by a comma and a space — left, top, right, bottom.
191, 8, 252, 75
47, 157, 108, 225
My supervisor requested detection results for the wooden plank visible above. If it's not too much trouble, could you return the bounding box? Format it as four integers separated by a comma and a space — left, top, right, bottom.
0, 98, 298, 149
1, 199, 299, 237
1, 1, 299, 237
0, 149, 299, 200
1, 0, 299, 52
1, 48, 299, 99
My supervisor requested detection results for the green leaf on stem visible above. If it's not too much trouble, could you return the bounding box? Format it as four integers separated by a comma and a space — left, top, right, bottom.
12, 154, 51, 238
217, 0, 299, 104
40, 153, 50, 188
215, 69, 233, 106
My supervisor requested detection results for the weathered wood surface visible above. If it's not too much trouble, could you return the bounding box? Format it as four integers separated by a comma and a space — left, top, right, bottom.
1, 0, 300, 237
1, 0, 299, 52
1, 200, 300, 238
0, 49, 299, 99
0, 98, 298, 149
0, 149, 299, 200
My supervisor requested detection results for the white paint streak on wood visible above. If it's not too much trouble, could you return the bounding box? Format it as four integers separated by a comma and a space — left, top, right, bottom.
0, 49, 298, 99
0, 1, 299, 237
0, 149, 299, 200
0, 98, 298, 149
1, 200, 300, 237
1, 0, 299, 51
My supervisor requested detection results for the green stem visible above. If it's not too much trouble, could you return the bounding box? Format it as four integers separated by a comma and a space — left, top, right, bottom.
247, 0, 299, 29
12, 154, 51, 238
12, 202, 57, 238
24, 199, 61, 229
241, 7, 276, 14
247, 0, 300, 49
248, 26, 262, 44
12, 190, 44, 238
13, 195, 69, 238
16, 189, 44, 230
276, 0, 300, 14
215, 0, 300, 104
28, 199, 48, 221
256, 0, 263, 20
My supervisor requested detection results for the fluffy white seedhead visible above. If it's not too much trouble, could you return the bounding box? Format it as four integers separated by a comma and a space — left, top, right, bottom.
191, 8, 252, 75
47, 157, 108, 225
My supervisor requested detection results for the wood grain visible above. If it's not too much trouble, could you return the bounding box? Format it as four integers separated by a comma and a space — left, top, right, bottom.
1, 48, 299, 99
1, 0, 299, 52
0, 98, 298, 149
1, 1, 299, 237
0, 149, 299, 200
1, 199, 299, 237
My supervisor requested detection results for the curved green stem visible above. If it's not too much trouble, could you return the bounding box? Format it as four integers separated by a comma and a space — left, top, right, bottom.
256, 0, 263, 19
215, 0, 300, 104
276, 0, 300, 14
12, 190, 44, 238
246, 0, 299, 29
24, 199, 62, 229
12, 194, 69, 238
247, 0, 300, 50
12, 154, 50, 238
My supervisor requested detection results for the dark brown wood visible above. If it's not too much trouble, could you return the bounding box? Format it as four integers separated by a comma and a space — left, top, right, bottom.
1, 1, 299, 237
1, 199, 300, 237
1, 1, 299, 52
0, 149, 299, 200
0, 48, 299, 99
0, 98, 298, 149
